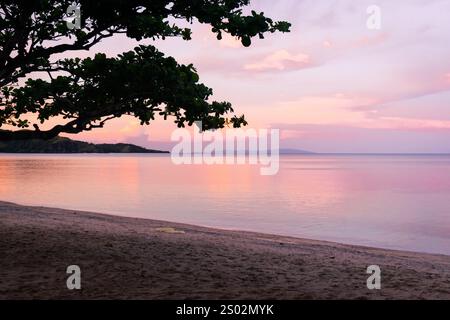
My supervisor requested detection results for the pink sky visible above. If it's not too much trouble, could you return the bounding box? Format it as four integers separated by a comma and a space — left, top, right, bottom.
57, 0, 450, 153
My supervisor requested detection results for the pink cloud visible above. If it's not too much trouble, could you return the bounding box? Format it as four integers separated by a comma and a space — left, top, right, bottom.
445, 73, 450, 83
374, 117, 450, 131
273, 123, 450, 154
322, 40, 333, 48
353, 32, 388, 48
244, 50, 312, 72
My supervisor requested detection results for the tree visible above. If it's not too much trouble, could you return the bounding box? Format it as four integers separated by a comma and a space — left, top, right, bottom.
0, 0, 290, 141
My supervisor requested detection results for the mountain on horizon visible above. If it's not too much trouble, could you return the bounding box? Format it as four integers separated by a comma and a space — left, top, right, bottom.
279, 148, 315, 154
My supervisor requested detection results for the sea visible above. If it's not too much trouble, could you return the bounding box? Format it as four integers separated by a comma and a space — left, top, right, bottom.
1, 154, 449, 255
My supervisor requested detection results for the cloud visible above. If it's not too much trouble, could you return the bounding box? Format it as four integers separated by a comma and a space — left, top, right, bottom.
244, 50, 312, 72
261, 94, 376, 125
353, 32, 388, 48
272, 123, 450, 153
53, 0, 450, 153
376, 117, 450, 130
446, 73, 450, 83
350, 86, 450, 127
322, 40, 333, 48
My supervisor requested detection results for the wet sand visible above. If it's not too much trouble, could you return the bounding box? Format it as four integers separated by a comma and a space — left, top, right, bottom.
0, 201, 449, 300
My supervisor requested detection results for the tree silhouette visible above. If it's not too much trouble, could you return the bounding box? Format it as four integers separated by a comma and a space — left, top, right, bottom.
0, 0, 290, 141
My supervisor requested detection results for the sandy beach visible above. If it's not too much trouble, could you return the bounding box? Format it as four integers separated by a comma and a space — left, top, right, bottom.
0, 201, 449, 300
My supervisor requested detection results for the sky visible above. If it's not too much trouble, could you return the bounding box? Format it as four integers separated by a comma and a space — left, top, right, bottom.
61, 0, 450, 153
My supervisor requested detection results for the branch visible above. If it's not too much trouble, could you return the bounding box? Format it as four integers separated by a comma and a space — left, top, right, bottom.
0, 119, 80, 141
0, 113, 120, 141
0, 27, 115, 86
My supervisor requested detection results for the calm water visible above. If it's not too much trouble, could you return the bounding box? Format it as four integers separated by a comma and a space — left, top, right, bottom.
1, 154, 449, 255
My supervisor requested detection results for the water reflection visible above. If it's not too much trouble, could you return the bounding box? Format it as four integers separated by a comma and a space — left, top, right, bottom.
0, 154, 449, 255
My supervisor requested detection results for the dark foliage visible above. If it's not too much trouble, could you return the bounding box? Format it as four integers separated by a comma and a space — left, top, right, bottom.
0, 0, 290, 141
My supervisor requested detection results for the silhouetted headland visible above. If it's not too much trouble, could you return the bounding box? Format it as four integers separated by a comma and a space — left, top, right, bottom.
0, 136, 169, 154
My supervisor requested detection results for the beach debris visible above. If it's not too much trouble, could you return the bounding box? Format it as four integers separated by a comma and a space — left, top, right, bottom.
155, 227, 185, 234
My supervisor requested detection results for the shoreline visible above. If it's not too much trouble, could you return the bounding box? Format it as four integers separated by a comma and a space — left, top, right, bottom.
0, 201, 449, 299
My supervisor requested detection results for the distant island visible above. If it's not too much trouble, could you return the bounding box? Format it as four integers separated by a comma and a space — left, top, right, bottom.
0, 136, 169, 154
279, 148, 314, 154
